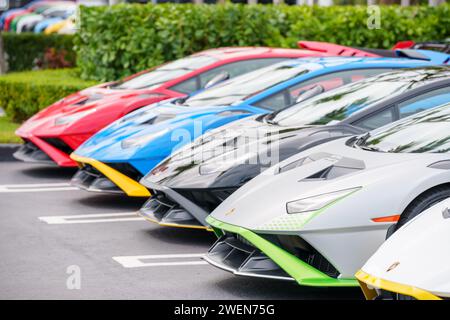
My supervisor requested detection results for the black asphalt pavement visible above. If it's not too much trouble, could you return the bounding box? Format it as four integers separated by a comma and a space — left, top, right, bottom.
0, 161, 363, 300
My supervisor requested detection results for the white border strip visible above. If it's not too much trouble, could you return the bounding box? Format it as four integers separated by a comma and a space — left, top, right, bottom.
0, 183, 78, 193
113, 253, 208, 268
39, 212, 144, 224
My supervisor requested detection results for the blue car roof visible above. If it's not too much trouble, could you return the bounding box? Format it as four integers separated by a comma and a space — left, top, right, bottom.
241, 55, 447, 107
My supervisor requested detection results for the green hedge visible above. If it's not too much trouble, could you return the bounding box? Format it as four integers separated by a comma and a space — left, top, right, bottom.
2, 33, 76, 72
0, 69, 98, 122
76, 4, 450, 81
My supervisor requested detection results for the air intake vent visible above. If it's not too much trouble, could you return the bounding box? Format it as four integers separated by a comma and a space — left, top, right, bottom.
42, 138, 73, 155
271, 234, 340, 278
143, 114, 176, 125
74, 94, 104, 106
303, 165, 361, 181
206, 233, 293, 280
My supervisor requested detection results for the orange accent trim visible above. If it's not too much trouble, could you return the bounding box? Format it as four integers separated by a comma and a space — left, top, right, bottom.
371, 215, 400, 223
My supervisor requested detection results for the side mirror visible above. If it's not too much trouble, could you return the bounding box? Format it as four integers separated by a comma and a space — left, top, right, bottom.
204, 71, 230, 89
295, 85, 325, 104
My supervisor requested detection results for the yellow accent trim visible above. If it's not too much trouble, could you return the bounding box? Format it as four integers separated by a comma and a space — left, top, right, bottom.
44, 20, 67, 34
140, 213, 213, 231
70, 154, 151, 197
355, 270, 442, 300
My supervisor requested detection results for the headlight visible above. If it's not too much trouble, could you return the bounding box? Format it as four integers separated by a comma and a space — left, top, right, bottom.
54, 109, 97, 126
121, 129, 169, 149
255, 187, 361, 231
286, 187, 361, 214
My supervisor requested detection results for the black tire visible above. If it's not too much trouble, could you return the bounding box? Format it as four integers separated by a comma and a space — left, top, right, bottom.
390, 185, 450, 237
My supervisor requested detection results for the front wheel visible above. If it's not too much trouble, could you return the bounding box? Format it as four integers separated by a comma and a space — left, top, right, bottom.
387, 185, 450, 239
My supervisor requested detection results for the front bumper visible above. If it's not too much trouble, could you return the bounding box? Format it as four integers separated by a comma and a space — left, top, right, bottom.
139, 181, 236, 230
139, 186, 211, 230
14, 135, 76, 167
13, 140, 54, 165
205, 232, 294, 281
70, 154, 150, 197
139, 196, 210, 230
71, 165, 123, 194
355, 270, 442, 300
206, 216, 358, 287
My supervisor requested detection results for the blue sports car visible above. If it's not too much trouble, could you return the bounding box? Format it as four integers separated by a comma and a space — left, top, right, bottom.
70, 53, 450, 197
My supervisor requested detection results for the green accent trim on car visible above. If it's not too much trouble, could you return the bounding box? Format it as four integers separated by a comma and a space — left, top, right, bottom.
211, 226, 224, 238
206, 215, 358, 287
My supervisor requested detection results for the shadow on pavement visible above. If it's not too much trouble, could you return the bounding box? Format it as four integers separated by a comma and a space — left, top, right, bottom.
142, 226, 217, 246
75, 193, 147, 211
212, 276, 364, 300
20, 165, 77, 180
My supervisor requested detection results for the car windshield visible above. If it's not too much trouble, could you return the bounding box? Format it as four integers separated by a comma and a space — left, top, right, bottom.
182, 62, 312, 107
358, 104, 450, 153
113, 55, 218, 90
271, 79, 414, 127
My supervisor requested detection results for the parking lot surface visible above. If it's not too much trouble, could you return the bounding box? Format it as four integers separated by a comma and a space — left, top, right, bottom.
0, 161, 363, 299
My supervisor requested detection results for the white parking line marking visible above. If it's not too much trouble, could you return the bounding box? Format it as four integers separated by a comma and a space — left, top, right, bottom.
39, 212, 145, 224
112, 253, 208, 268
0, 183, 78, 193
1, 183, 71, 187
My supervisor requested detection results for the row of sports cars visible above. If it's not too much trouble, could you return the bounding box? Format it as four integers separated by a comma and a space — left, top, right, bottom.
14, 40, 450, 299
1, 0, 81, 34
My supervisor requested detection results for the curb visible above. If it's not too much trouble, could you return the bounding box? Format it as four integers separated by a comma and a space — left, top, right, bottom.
0, 144, 21, 162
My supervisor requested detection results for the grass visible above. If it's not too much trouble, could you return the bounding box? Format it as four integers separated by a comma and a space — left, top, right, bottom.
0, 117, 22, 144
0, 68, 98, 87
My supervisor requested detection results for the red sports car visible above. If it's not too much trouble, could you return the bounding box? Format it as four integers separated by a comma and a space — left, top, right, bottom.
15, 42, 380, 167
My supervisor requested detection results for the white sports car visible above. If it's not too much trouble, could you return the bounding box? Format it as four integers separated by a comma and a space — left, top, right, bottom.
205, 103, 450, 287
356, 197, 450, 300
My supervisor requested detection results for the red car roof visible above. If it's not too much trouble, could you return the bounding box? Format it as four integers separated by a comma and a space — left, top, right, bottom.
195, 42, 381, 60
195, 46, 324, 60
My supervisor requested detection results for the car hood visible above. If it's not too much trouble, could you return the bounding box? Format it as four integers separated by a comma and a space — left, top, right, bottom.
34, 84, 149, 117
16, 85, 169, 137
209, 137, 444, 231
143, 116, 361, 189
73, 102, 249, 162
361, 197, 450, 298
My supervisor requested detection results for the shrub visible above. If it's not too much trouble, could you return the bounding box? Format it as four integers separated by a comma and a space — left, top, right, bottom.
2, 33, 76, 72
0, 69, 98, 122
75, 4, 450, 81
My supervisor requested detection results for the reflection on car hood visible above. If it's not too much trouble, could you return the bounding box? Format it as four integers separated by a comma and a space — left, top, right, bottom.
73, 102, 241, 161
17, 85, 168, 136
31, 85, 141, 119
143, 115, 350, 189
